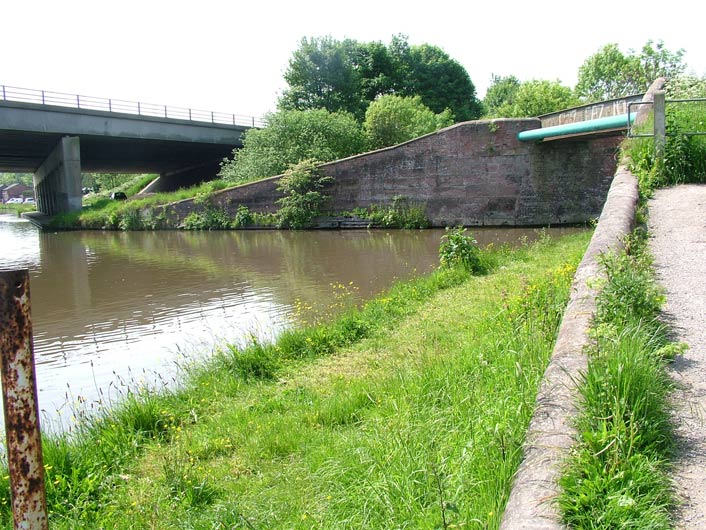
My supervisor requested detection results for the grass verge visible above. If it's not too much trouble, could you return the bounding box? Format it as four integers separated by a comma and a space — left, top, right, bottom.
558, 232, 683, 528
0, 231, 590, 528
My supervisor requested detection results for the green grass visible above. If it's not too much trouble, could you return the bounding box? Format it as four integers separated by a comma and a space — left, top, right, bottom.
49, 178, 230, 230
0, 231, 590, 529
558, 235, 681, 529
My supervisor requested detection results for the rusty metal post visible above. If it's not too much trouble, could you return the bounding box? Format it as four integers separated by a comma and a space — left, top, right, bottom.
0, 270, 48, 530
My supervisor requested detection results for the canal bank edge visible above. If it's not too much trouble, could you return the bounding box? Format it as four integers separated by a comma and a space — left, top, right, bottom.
499, 164, 639, 529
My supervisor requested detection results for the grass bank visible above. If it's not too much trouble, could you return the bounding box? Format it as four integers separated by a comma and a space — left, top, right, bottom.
0, 231, 590, 529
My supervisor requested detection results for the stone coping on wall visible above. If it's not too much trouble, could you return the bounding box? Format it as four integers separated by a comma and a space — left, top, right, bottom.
498, 164, 639, 530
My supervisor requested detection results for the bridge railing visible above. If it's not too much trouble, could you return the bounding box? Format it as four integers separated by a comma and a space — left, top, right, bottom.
0, 84, 266, 128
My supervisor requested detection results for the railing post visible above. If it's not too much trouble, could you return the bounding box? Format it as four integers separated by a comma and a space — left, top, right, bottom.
164, 105, 167, 118
41, 91, 45, 105
109, 99, 112, 112
2, 85, 5, 100
654, 90, 666, 159
189, 108, 192, 121
77, 94, 80, 108
211, 111, 214, 123
0, 270, 49, 530
138, 102, 141, 115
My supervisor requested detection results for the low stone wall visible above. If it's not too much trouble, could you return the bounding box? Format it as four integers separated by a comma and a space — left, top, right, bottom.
498, 166, 639, 529
163, 118, 622, 228
498, 79, 665, 529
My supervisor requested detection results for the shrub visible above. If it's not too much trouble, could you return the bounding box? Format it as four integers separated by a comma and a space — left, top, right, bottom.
182, 207, 231, 230
363, 95, 453, 149
276, 160, 334, 229
438, 227, 491, 274
362, 195, 429, 228
231, 204, 253, 228
219, 109, 368, 185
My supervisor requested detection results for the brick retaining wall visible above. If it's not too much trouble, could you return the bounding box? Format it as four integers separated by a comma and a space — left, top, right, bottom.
163, 118, 623, 228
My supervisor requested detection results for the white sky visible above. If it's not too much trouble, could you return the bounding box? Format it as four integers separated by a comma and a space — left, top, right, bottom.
3, 0, 704, 120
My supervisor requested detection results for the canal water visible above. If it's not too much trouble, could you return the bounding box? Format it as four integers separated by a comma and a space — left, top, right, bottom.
0, 214, 581, 431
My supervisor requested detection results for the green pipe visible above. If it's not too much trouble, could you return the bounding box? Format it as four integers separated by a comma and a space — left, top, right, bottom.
517, 113, 636, 142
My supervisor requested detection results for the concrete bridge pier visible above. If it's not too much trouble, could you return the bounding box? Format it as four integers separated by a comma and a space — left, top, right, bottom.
33, 136, 82, 215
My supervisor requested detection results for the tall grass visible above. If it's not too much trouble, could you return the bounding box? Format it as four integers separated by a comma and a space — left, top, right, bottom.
623, 78, 706, 194
558, 235, 682, 529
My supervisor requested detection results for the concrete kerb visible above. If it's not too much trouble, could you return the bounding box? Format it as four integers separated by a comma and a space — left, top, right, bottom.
499, 165, 640, 530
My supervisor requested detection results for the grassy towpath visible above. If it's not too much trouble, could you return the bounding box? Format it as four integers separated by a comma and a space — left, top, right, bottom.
11, 231, 590, 529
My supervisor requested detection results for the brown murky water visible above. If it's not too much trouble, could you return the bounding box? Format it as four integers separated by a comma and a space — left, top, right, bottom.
0, 214, 583, 429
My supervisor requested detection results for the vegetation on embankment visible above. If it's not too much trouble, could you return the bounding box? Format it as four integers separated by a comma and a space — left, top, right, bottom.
556, 76, 706, 528
48, 160, 431, 231
48, 177, 231, 230
558, 231, 681, 528
0, 230, 590, 529
622, 75, 706, 194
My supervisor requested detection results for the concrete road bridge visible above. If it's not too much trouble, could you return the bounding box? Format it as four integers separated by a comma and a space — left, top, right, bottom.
0, 85, 263, 214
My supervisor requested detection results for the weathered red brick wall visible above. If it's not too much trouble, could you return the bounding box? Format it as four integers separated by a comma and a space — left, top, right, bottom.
163, 118, 622, 227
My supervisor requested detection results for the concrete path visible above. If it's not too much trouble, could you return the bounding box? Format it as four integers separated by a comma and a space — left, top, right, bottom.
648, 184, 706, 529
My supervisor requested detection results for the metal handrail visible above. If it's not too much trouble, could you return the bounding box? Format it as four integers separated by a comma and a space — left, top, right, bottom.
0, 84, 265, 128
628, 98, 706, 137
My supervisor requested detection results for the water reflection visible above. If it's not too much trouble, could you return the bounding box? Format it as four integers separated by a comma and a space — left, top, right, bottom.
0, 215, 585, 429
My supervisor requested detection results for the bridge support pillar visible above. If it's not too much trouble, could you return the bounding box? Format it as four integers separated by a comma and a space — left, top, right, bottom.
33, 136, 82, 215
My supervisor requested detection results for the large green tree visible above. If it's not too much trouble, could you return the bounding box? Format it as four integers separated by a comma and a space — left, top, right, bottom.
279, 35, 481, 122
278, 37, 368, 121
219, 109, 368, 184
391, 40, 481, 121
364, 95, 454, 149
576, 40, 686, 101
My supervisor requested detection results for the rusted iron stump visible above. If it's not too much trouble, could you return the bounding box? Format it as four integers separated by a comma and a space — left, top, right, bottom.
0, 270, 48, 529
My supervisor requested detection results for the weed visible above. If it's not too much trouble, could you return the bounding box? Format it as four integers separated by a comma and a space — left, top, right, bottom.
275, 159, 334, 229
357, 195, 430, 229
439, 226, 495, 274
232, 204, 253, 228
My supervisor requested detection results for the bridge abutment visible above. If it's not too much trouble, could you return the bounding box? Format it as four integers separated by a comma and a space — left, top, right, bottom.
33, 136, 82, 215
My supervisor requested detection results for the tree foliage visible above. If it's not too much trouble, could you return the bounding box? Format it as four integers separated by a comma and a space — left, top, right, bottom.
0, 173, 33, 187
278, 37, 368, 120
483, 75, 521, 117
363, 95, 454, 149
279, 35, 481, 122
495, 79, 578, 118
219, 109, 367, 184
576, 40, 686, 101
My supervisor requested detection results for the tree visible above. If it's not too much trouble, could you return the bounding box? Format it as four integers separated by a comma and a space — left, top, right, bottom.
483, 75, 521, 117
364, 95, 454, 149
278, 35, 481, 123
496, 80, 578, 118
576, 40, 686, 101
219, 109, 368, 184
279, 36, 368, 120
394, 42, 482, 122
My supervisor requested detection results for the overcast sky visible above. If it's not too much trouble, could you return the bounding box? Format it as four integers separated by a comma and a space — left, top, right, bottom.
3, 0, 704, 120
